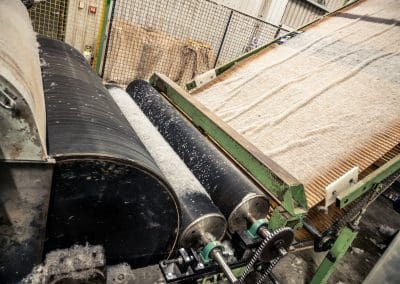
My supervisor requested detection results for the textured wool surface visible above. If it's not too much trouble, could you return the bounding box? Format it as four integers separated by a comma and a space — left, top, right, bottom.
193, 0, 400, 206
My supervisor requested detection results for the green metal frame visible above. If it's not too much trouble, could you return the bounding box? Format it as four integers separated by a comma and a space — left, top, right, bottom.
150, 73, 308, 218
337, 155, 400, 208
310, 227, 358, 284
149, 73, 399, 284
95, 0, 111, 73
185, 32, 295, 91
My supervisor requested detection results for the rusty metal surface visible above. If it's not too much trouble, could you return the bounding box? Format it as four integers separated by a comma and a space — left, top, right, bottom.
0, 161, 54, 283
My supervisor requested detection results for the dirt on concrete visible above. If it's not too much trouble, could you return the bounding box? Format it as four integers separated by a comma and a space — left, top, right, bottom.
274, 195, 400, 284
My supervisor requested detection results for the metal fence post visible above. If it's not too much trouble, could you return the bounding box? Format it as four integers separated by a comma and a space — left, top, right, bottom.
214, 10, 233, 68
100, 0, 117, 78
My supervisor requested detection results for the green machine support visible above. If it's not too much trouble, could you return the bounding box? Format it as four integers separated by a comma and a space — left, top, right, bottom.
150, 73, 308, 218
311, 227, 358, 284
149, 73, 400, 284
94, 0, 111, 74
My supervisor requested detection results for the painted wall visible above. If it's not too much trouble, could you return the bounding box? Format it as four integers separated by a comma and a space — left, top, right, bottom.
64, 0, 104, 55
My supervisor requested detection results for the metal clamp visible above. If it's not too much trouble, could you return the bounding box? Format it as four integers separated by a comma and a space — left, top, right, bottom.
200, 241, 223, 264
247, 219, 268, 239
0, 88, 16, 110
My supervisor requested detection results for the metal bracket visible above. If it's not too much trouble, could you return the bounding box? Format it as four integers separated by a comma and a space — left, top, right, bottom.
247, 219, 268, 239
310, 227, 358, 284
0, 88, 16, 110
337, 155, 400, 208
325, 167, 358, 209
200, 241, 224, 264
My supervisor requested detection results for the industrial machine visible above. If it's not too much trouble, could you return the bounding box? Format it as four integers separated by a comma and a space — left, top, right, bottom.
1, 0, 399, 283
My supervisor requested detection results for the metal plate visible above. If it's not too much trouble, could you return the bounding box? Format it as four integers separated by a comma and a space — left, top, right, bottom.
0, 161, 53, 283
325, 167, 358, 209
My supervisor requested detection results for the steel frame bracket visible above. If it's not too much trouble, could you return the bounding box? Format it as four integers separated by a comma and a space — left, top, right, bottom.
337, 154, 400, 208
310, 227, 358, 284
200, 241, 224, 264
150, 73, 308, 218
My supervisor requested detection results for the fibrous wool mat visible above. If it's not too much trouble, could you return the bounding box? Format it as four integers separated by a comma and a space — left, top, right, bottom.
193, 0, 400, 207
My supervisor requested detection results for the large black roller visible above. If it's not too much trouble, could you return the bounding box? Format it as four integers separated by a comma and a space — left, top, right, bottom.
126, 80, 270, 233
39, 38, 180, 266
109, 87, 239, 283
108, 86, 226, 249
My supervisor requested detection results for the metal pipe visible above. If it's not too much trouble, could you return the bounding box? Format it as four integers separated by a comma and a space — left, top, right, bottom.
211, 249, 239, 284
303, 221, 322, 238
258, 226, 270, 239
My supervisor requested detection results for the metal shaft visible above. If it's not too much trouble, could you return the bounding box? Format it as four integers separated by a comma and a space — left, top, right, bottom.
303, 221, 322, 238
258, 226, 270, 239
211, 249, 239, 284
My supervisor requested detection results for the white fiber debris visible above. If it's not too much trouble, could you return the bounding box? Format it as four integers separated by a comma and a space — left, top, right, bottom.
193, 0, 400, 205
0, 0, 46, 149
109, 87, 211, 199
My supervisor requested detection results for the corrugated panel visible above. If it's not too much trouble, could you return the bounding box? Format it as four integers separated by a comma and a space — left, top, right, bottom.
213, 0, 264, 18
325, 0, 347, 11
266, 0, 289, 25
282, 0, 325, 28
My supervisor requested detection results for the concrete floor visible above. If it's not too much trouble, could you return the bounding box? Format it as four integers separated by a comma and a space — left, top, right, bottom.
274, 194, 400, 284
107, 188, 400, 284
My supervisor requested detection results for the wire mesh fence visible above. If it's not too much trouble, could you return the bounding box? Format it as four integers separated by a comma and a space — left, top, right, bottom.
64, 0, 106, 66
102, 0, 289, 86
29, 0, 69, 41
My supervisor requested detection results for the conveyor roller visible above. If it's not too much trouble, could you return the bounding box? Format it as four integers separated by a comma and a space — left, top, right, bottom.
40, 38, 180, 266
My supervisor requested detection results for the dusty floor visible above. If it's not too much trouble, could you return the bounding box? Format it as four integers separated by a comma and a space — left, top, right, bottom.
274, 194, 400, 284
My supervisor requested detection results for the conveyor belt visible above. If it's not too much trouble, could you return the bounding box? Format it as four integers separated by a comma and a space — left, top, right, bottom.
297, 143, 400, 240
191, 0, 400, 208
305, 124, 400, 206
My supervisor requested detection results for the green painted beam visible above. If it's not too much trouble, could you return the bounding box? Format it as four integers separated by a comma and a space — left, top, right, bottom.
337, 154, 400, 209
95, 0, 111, 74
150, 73, 308, 216
310, 227, 358, 284
185, 32, 292, 91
